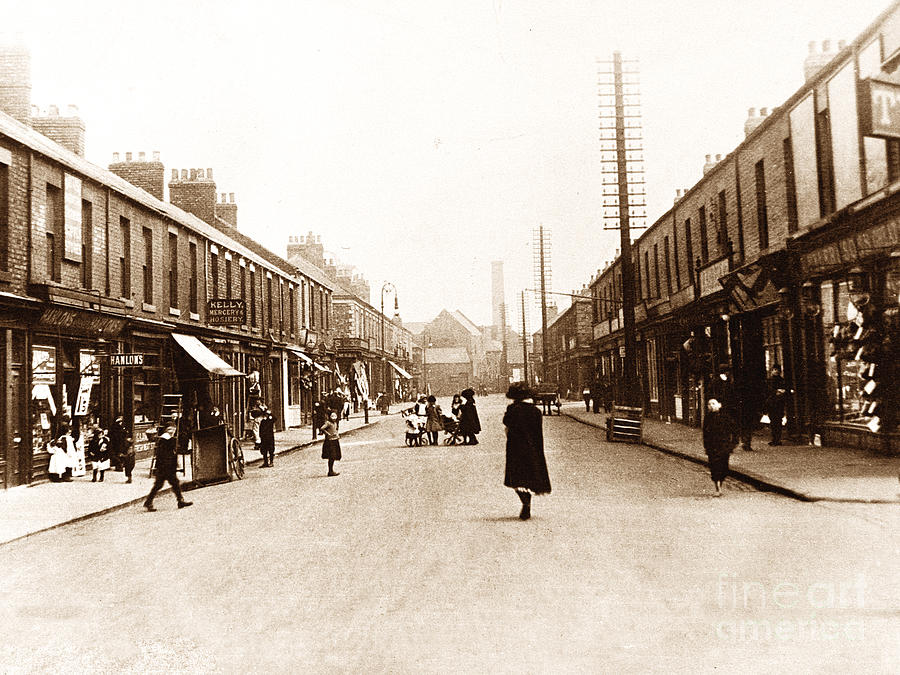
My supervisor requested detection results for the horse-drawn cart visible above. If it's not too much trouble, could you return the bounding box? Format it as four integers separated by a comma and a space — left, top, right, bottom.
534, 383, 562, 415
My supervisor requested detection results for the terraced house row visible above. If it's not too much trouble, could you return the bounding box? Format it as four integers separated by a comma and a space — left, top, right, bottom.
0, 43, 349, 488
546, 1, 900, 453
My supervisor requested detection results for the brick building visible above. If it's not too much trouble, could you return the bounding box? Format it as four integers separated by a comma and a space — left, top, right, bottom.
0, 46, 336, 488
557, 2, 900, 452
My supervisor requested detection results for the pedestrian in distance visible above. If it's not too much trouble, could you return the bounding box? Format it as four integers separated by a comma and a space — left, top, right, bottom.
320, 412, 342, 476
450, 393, 463, 419
258, 404, 276, 467
109, 415, 134, 483
582, 386, 591, 412
86, 423, 111, 482
702, 398, 737, 497
458, 388, 481, 445
765, 365, 787, 446
144, 423, 192, 511
424, 395, 444, 445
503, 382, 552, 520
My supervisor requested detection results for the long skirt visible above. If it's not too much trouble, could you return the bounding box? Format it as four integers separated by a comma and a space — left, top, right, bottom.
707, 450, 730, 482
321, 438, 342, 461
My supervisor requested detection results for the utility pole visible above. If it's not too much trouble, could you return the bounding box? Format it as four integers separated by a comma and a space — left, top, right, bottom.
500, 300, 509, 390
521, 290, 529, 386
599, 51, 647, 407
538, 225, 549, 385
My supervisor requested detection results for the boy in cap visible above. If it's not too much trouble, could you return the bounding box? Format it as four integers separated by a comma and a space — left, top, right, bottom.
144, 422, 192, 511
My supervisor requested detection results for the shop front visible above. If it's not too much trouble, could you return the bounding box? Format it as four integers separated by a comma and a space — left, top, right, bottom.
795, 211, 900, 453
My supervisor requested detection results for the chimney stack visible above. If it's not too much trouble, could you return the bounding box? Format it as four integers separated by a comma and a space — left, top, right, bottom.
216, 190, 238, 228
109, 150, 166, 201
32, 103, 86, 156
744, 107, 769, 137
0, 39, 32, 125
169, 166, 217, 224
804, 39, 839, 81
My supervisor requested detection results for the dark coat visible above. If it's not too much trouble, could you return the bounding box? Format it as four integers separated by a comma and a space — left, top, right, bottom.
765, 374, 786, 417
458, 399, 481, 435
258, 413, 275, 452
109, 420, 132, 459
503, 401, 551, 494
154, 433, 178, 473
702, 408, 737, 458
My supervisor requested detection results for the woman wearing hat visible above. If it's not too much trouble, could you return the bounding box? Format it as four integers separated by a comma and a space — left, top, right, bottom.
503, 382, 551, 520
319, 412, 342, 477
458, 388, 481, 445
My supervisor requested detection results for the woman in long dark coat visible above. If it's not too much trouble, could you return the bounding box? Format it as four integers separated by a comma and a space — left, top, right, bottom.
503, 382, 551, 520
702, 398, 737, 496
458, 388, 481, 445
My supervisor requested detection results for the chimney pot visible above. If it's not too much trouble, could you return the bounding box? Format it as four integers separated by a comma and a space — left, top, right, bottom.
748, 107, 756, 118
125, 151, 133, 162
48, 104, 58, 116
808, 40, 817, 54
206, 168, 213, 180
190, 169, 197, 180
112, 152, 120, 162
221, 192, 226, 202
229, 192, 234, 203
152, 150, 160, 161
822, 39, 831, 53
171, 169, 178, 180
705, 154, 711, 162
838, 40, 846, 51
760, 107, 769, 116
138, 151, 146, 161
66, 104, 78, 115
181, 169, 188, 180
715, 153, 722, 161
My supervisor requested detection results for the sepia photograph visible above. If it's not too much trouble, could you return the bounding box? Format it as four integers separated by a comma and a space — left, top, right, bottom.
0, 0, 898, 672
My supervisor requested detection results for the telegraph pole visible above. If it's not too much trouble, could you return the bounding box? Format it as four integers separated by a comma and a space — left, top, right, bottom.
599, 51, 647, 407
521, 290, 529, 385
538, 225, 549, 384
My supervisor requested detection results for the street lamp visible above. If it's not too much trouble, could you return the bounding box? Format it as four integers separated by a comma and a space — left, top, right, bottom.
381, 282, 397, 405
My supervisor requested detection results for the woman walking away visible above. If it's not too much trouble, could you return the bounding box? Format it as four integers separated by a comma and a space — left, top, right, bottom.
702, 398, 737, 496
458, 388, 481, 445
503, 382, 552, 520
425, 395, 443, 445
320, 412, 342, 476
258, 405, 276, 467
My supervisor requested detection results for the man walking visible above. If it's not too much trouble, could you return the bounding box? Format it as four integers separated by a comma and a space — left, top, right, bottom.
144, 423, 192, 511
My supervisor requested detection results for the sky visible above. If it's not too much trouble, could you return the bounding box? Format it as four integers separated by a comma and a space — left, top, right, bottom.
4, 0, 893, 328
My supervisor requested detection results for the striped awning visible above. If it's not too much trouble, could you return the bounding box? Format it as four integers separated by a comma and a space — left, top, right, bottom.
388, 360, 413, 379
172, 334, 244, 377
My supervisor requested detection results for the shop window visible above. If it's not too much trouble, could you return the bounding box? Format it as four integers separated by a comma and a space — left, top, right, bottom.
761, 315, 783, 375
288, 359, 303, 406
820, 279, 882, 424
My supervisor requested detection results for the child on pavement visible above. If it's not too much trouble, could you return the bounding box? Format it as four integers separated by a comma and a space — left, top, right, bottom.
319, 412, 341, 477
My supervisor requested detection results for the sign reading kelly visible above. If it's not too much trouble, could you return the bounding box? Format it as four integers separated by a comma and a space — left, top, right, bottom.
207, 298, 246, 325
859, 78, 900, 139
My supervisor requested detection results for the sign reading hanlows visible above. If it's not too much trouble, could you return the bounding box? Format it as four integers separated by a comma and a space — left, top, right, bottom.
208, 298, 246, 325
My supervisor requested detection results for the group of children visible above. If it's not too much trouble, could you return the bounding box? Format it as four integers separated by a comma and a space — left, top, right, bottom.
47, 416, 134, 483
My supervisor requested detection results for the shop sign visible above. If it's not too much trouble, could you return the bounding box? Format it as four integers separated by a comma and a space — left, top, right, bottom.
32, 346, 57, 384
133, 422, 157, 456
801, 218, 900, 274
38, 307, 127, 336
64, 173, 83, 262
207, 298, 246, 325
858, 78, 900, 139
110, 353, 145, 367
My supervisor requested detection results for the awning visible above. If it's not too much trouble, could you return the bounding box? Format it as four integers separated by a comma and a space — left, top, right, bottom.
172, 333, 244, 377
287, 347, 314, 365
313, 361, 331, 373
388, 360, 413, 379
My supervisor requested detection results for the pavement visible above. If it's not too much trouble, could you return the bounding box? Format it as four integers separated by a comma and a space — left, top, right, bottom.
0, 409, 388, 546
563, 401, 900, 504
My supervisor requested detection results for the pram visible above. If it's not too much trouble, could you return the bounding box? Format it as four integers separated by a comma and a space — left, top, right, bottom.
402, 410, 426, 447
441, 414, 463, 445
